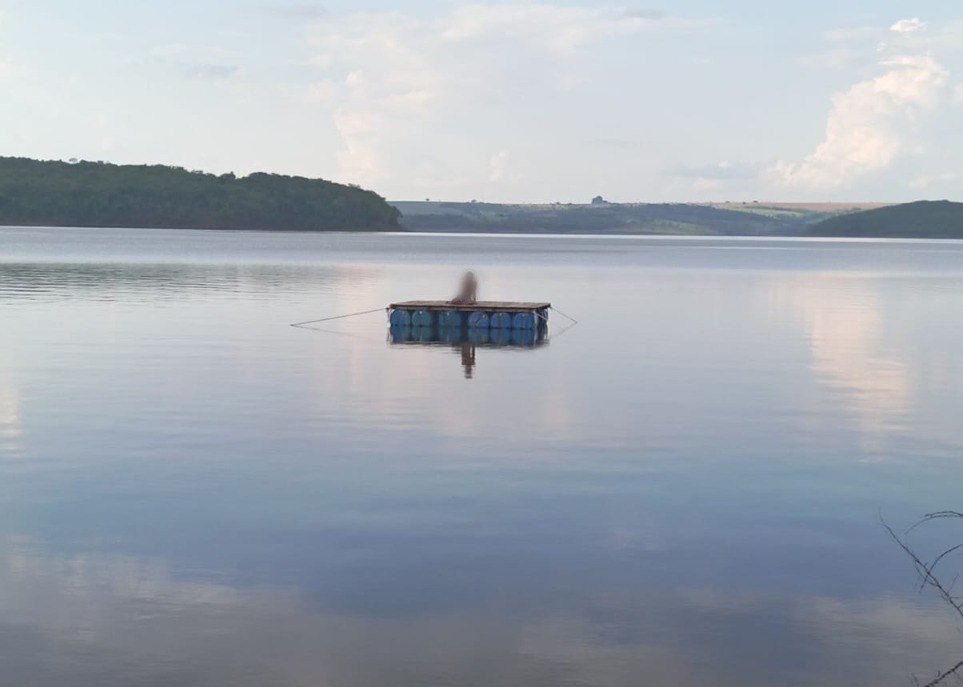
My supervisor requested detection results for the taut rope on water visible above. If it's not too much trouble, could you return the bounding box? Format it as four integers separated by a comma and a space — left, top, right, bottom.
290, 307, 386, 328
533, 306, 578, 325
549, 306, 578, 325
532, 306, 577, 339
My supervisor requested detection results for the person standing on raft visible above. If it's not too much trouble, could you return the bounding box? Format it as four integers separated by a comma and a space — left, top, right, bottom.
450, 271, 478, 305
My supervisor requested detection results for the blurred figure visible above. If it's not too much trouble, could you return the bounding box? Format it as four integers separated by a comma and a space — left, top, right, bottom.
450, 271, 478, 305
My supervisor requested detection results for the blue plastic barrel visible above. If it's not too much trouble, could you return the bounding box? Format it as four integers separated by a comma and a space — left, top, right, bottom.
467, 311, 489, 328
490, 312, 512, 329
438, 327, 464, 344
389, 325, 411, 342
389, 309, 411, 327
489, 328, 511, 346
467, 328, 490, 345
412, 325, 434, 342
512, 312, 536, 329
411, 309, 434, 327
437, 310, 463, 328
511, 328, 536, 346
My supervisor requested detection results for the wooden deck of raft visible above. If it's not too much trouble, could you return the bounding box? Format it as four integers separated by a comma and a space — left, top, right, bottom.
389, 300, 551, 313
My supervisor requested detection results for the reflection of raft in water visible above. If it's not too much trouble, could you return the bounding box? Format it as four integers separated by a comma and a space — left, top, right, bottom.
389, 324, 546, 348
388, 301, 550, 332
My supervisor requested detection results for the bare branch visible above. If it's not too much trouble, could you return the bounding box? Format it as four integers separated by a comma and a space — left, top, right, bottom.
882, 521, 963, 623
920, 657, 963, 687
921, 546, 963, 593
908, 512, 963, 533
885, 515, 963, 686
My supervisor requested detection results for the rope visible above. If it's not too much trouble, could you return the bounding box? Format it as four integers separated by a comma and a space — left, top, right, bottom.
532, 306, 576, 340
292, 304, 578, 330
552, 321, 578, 340
290, 307, 386, 328
550, 306, 578, 324
291, 324, 374, 342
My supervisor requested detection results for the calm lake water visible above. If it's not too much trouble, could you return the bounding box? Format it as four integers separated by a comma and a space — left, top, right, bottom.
2, 227, 963, 686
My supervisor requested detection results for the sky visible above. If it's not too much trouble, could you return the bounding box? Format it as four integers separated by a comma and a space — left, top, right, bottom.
0, 1, 961, 203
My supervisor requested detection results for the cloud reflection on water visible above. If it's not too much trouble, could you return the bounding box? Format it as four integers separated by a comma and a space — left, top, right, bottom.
772, 275, 913, 450
0, 366, 24, 454
0, 535, 959, 687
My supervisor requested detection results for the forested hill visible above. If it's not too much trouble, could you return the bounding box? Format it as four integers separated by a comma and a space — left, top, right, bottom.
0, 157, 400, 230
809, 200, 963, 238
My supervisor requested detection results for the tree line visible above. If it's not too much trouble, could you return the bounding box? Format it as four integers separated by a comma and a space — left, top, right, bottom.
0, 157, 400, 231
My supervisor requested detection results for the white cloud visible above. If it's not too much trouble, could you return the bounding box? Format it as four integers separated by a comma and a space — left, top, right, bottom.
909, 171, 957, 189
890, 17, 925, 35
773, 52, 948, 191
488, 150, 509, 182
310, 11, 441, 184
308, 4, 694, 188
265, 1, 327, 20
439, 4, 666, 52
805, 17, 932, 72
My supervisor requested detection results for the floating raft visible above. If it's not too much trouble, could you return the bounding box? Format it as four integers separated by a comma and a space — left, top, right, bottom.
388, 301, 550, 330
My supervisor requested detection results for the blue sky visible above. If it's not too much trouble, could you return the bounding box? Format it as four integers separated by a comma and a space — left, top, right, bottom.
1, 1, 961, 202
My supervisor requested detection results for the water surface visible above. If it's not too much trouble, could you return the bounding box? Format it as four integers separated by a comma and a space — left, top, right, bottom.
2, 227, 963, 686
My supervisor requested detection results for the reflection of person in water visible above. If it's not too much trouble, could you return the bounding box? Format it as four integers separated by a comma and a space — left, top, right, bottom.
450, 271, 478, 305
460, 342, 476, 379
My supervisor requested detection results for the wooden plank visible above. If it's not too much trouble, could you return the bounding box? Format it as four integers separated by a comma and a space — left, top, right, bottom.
389, 300, 550, 313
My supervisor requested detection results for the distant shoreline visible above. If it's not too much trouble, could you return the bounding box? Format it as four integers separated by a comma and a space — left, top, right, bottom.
389, 200, 889, 237
5, 224, 963, 243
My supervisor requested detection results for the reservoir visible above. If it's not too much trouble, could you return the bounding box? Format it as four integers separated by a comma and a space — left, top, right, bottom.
2, 227, 963, 686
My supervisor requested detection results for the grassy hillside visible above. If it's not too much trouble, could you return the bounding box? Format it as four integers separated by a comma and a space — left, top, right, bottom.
393, 201, 837, 236
809, 200, 963, 238
0, 157, 400, 231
